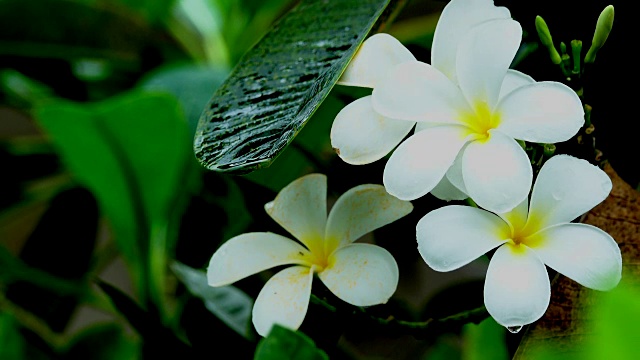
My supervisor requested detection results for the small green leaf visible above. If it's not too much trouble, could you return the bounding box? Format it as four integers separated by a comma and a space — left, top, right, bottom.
462, 317, 509, 360
194, 0, 400, 174
254, 325, 328, 360
171, 262, 254, 340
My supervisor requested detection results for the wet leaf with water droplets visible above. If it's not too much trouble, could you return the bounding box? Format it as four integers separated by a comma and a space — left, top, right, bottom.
194, 0, 401, 174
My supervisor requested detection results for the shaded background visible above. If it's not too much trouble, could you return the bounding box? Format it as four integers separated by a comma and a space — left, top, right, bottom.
0, 0, 634, 359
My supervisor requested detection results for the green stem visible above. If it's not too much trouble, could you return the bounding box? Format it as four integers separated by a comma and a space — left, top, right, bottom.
310, 294, 488, 337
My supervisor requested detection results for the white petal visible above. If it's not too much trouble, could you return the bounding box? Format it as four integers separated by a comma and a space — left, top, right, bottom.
331, 96, 415, 165
319, 244, 398, 306
324, 184, 412, 253
496, 82, 584, 143
431, 175, 468, 201
383, 125, 469, 201
462, 131, 532, 213
372, 61, 471, 123
457, 19, 522, 110
417, 205, 510, 272
527, 224, 621, 291
207, 233, 311, 287
526, 155, 612, 230
432, 0, 511, 81
445, 148, 468, 195
484, 244, 550, 327
338, 33, 416, 88
498, 69, 535, 100
252, 266, 313, 337
265, 174, 327, 254
415, 121, 439, 133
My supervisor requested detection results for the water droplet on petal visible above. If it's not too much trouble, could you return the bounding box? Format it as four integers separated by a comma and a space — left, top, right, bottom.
506, 325, 523, 334
551, 191, 563, 201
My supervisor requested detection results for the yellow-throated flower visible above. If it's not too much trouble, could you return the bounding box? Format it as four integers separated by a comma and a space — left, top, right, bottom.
417, 155, 621, 328
207, 174, 412, 336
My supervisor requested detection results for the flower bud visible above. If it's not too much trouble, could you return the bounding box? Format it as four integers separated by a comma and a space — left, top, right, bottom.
584, 5, 614, 64
535, 16, 562, 64
571, 40, 582, 74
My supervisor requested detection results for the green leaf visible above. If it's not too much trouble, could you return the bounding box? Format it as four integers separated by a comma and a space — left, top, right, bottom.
34, 92, 192, 304
171, 262, 254, 340
254, 325, 328, 360
462, 317, 509, 360
138, 63, 229, 137
586, 284, 640, 360
194, 0, 401, 174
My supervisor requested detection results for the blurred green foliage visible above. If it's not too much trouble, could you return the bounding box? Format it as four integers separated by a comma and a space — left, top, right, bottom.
0, 0, 631, 359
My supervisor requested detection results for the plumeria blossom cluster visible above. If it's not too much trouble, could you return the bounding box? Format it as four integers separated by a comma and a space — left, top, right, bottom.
333, 0, 584, 213
207, 0, 622, 337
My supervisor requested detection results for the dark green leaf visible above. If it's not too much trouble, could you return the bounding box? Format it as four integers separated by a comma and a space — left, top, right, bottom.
194, 0, 400, 174
254, 325, 328, 360
171, 262, 254, 340
0, 0, 155, 62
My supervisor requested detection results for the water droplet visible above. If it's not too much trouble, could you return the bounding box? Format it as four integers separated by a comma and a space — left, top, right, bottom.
506, 325, 522, 334
551, 191, 563, 201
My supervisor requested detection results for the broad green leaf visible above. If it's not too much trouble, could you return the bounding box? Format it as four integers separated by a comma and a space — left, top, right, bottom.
35, 92, 192, 303
254, 325, 328, 360
171, 262, 254, 340
194, 0, 401, 174
138, 63, 229, 137
462, 317, 508, 360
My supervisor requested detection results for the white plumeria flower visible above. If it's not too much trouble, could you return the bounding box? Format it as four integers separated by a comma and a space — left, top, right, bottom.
417, 155, 622, 329
207, 174, 412, 336
331, 0, 511, 172
370, 17, 585, 213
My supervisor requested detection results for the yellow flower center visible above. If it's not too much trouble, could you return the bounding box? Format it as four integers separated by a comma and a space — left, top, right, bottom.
459, 101, 501, 140
507, 214, 545, 249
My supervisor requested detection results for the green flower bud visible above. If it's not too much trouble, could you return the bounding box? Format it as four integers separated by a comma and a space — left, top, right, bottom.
543, 144, 556, 157
585, 5, 614, 64
535, 16, 562, 64
571, 40, 582, 74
